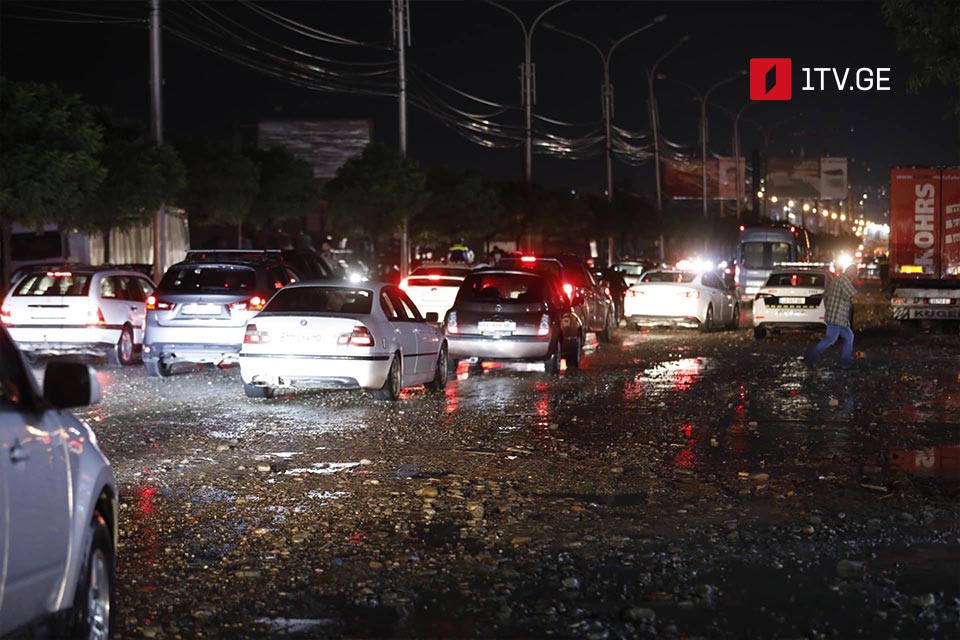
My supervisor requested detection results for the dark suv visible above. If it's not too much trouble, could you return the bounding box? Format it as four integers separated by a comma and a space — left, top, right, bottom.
142, 250, 302, 376
498, 255, 614, 342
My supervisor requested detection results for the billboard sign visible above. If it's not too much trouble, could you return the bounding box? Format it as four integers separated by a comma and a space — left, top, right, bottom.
819, 157, 848, 199
766, 157, 821, 198
258, 120, 372, 180
664, 157, 744, 200
889, 167, 941, 278
941, 168, 960, 278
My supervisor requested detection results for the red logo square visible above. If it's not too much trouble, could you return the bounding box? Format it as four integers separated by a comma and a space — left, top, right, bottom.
750, 58, 792, 100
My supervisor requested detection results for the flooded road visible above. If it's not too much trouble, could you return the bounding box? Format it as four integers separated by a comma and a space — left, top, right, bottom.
73, 323, 959, 638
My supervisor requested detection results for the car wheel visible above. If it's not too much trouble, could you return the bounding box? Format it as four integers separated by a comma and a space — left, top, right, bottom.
144, 359, 172, 378
70, 514, 114, 640
107, 325, 135, 366
727, 304, 740, 330
425, 344, 449, 391
243, 382, 274, 398
699, 305, 714, 333
753, 326, 767, 339
372, 354, 402, 401
544, 340, 562, 375
598, 312, 613, 343
565, 333, 583, 369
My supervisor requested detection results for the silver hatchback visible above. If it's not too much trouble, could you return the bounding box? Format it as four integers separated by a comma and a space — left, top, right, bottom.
0, 325, 118, 638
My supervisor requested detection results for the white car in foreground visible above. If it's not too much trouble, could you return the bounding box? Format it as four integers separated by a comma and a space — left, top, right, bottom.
623, 269, 740, 332
239, 282, 448, 400
0, 324, 117, 638
400, 264, 473, 320
752, 268, 828, 338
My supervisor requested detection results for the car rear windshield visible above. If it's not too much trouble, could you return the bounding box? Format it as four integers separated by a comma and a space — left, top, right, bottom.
741, 242, 792, 269
14, 273, 92, 296
160, 265, 258, 293
498, 259, 563, 279
640, 271, 697, 284
459, 273, 545, 303
766, 272, 826, 287
264, 287, 373, 314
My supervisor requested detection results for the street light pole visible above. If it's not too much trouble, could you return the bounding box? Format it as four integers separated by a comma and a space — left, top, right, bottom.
149, 0, 165, 282
699, 71, 747, 219
732, 103, 751, 221
645, 35, 690, 215
392, 0, 411, 277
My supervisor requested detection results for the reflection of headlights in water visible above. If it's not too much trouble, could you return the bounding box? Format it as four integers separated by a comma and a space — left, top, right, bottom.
349, 272, 363, 283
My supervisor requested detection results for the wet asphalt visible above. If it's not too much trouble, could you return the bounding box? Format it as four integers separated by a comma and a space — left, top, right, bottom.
67, 313, 959, 639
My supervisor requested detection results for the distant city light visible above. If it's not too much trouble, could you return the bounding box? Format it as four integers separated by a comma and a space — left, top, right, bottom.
787, 199, 795, 208
757, 190, 764, 199
802, 203, 810, 212
840, 214, 846, 221
770, 195, 779, 203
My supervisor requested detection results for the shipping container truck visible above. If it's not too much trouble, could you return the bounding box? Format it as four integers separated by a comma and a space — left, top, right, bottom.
888, 167, 960, 326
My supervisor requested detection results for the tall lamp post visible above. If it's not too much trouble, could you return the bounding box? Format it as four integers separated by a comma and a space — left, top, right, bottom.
545, 16, 666, 204
645, 35, 690, 214
485, 0, 572, 185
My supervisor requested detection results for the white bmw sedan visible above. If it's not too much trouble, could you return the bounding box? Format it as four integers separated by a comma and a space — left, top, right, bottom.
623, 269, 740, 332
239, 282, 448, 400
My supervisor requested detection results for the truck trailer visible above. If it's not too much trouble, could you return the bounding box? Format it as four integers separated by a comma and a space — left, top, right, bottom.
889, 167, 960, 327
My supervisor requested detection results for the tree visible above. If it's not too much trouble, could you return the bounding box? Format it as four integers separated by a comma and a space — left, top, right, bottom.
77, 111, 185, 262
246, 147, 319, 231
414, 167, 503, 246
178, 142, 259, 233
0, 78, 105, 285
324, 143, 428, 254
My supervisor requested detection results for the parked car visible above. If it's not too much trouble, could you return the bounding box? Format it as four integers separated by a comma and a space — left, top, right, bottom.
0, 324, 118, 639
444, 268, 583, 374
498, 255, 614, 342
1, 266, 157, 365
142, 250, 302, 377
239, 282, 447, 400
753, 267, 829, 339
612, 260, 660, 287
623, 268, 740, 332
400, 264, 474, 320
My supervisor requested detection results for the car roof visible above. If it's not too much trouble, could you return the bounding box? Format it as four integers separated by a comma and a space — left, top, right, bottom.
467, 267, 551, 278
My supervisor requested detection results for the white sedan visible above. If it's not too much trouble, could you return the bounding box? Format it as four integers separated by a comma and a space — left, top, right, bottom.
239, 282, 448, 400
623, 269, 740, 332
400, 264, 473, 320
753, 268, 828, 339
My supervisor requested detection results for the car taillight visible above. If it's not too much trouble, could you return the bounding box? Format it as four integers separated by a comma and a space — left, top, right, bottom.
521, 255, 537, 263
86, 303, 106, 326
399, 278, 409, 290
229, 296, 266, 312
145, 295, 173, 311
446, 311, 458, 334
244, 323, 270, 344
562, 283, 574, 299
537, 313, 551, 336
0, 303, 11, 325
338, 324, 375, 346
734, 264, 741, 287
678, 290, 700, 299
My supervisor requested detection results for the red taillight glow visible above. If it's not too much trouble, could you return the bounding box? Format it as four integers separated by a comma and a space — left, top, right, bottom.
145, 295, 173, 311
86, 303, 106, 326
243, 323, 270, 344
427, 274, 441, 281
229, 296, 266, 313
562, 283, 573, 299
521, 255, 537, 263
399, 278, 409, 290
734, 264, 741, 287
46, 271, 72, 277
537, 313, 551, 336
0, 303, 11, 325
677, 290, 700, 299
338, 324, 375, 347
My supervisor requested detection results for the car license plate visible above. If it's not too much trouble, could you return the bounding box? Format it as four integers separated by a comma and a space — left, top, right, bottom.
182, 303, 221, 316
479, 320, 516, 335
279, 332, 323, 343
30, 307, 66, 319
929, 298, 952, 305
779, 297, 805, 305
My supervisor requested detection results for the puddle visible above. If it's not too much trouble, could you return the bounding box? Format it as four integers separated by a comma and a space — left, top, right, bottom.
285, 461, 361, 475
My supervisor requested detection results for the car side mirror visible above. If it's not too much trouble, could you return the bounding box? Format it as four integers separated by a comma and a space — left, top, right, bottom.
44, 360, 101, 409
425, 311, 439, 323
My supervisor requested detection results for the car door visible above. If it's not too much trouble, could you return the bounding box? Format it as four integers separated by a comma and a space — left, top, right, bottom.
0, 329, 70, 635
116, 275, 146, 340
380, 288, 422, 385
702, 273, 733, 323
397, 289, 439, 377
132, 276, 156, 344
97, 275, 130, 335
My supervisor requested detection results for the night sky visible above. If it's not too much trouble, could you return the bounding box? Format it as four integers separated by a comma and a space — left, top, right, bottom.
2, 0, 956, 200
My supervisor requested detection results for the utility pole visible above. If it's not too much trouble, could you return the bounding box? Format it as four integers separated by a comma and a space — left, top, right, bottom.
392, 0, 411, 278
646, 35, 689, 217
149, 0, 165, 283
698, 71, 747, 220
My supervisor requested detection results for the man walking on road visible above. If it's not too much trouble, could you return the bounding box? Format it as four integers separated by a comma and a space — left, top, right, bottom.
805, 263, 858, 370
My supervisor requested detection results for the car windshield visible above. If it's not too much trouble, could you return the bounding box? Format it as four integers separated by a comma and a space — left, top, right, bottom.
741, 242, 792, 269
263, 287, 373, 314
640, 271, 697, 283
14, 272, 92, 296
766, 272, 827, 287
160, 265, 257, 293
459, 273, 545, 303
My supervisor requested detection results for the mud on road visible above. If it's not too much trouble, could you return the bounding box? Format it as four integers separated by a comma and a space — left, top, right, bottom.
78, 322, 959, 639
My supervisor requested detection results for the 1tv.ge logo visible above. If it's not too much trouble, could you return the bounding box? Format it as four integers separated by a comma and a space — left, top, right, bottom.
750, 58, 891, 101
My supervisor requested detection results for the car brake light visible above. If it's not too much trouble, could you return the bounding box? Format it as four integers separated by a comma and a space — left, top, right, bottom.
537, 313, 550, 336
145, 295, 173, 311
562, 283, 573, 299
678, 290, 700, 299
427, 274, 440, 281
243, 323, 270, 344
734, 264, 740, 287
46, 271, 72, 277
446, 311, 458, 334
521, 255, 537, 263
338, 324, 375, 346
86, 303, 106, 326
229, 296, 266, 312
399, 278, 409, 290
0, 303, 11, 325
